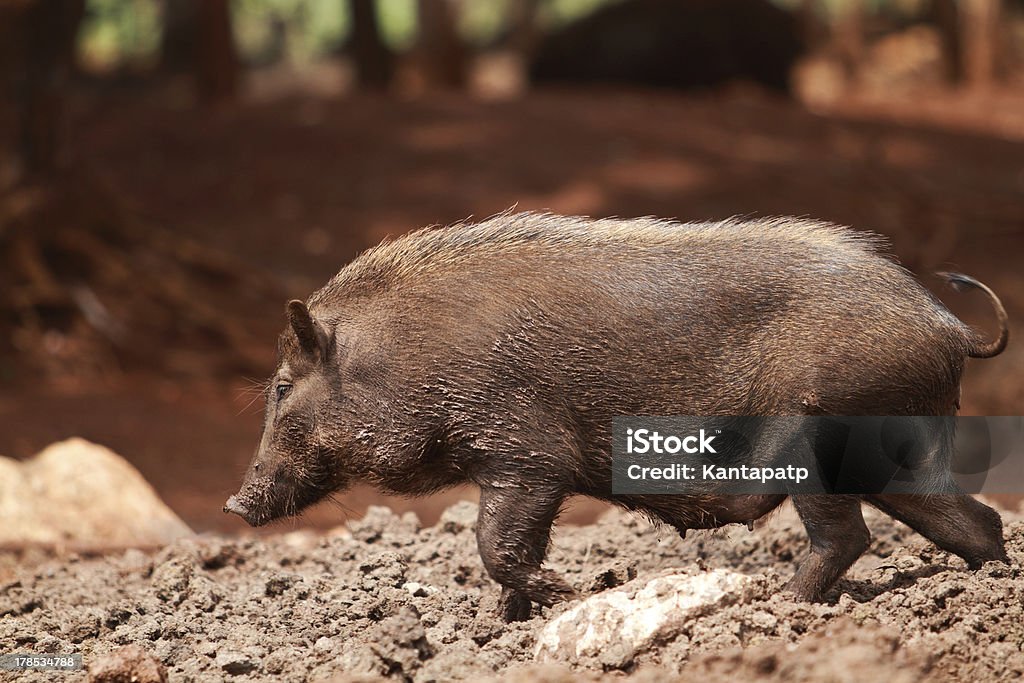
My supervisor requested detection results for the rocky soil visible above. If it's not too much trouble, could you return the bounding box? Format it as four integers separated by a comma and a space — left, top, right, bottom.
2, 500, 1023, 682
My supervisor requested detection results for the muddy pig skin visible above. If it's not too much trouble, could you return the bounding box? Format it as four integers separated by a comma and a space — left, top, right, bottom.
225, 213, 1010, 622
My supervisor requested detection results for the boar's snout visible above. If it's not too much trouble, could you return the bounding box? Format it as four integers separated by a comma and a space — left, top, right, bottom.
222, 467, 305, 527
222, 495, 248, 518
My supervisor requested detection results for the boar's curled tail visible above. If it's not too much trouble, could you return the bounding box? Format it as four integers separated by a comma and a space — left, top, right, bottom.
937, 272, 1009, 359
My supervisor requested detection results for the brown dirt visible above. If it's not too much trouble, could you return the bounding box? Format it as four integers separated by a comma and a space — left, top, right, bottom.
2, 501, 1023, 681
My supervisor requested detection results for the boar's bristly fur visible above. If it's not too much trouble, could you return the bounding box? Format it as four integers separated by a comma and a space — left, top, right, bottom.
227, 212, 1010, 622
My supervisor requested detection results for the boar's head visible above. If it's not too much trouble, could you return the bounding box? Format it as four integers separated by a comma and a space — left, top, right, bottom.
224, 300, 356, 526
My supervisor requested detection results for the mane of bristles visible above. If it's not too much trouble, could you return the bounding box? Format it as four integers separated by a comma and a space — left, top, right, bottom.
308, 211, 889, 306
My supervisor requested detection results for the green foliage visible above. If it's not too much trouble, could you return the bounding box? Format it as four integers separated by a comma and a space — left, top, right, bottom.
801, 0, 932, 19
376, 0, 417, 51
459, 0, 514, 47
233, 0, 347, 63
78, 0, 163, 70
231, 0, 421, 60
542, 0, 620, 27
80, 0, 872, 72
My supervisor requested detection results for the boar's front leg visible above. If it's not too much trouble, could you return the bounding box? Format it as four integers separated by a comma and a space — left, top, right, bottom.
476, 484, 577, 622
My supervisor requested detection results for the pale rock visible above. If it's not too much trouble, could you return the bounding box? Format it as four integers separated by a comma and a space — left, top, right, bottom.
535, 569, 750, 667
0, 438, 192, 548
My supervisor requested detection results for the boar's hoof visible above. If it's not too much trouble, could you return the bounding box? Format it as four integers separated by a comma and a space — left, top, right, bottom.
494, 571, 578, 622
529, 570, 579, 608
498, 588, 533, 622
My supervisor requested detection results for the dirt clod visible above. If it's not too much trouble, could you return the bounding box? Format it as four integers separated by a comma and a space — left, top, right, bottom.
88, 644, 167, 683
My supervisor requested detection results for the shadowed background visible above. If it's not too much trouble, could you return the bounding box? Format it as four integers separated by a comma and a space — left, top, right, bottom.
0, 0, 1022, 533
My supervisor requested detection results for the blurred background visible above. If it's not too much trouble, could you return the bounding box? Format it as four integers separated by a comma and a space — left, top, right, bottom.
0, 0, 1022, 533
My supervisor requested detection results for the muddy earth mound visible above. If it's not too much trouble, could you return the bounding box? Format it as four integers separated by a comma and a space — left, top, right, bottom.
2, 501, 1023, 681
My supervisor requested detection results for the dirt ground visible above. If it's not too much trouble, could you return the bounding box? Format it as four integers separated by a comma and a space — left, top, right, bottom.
0, 86, 1022, 532
3, 500, 1023, 681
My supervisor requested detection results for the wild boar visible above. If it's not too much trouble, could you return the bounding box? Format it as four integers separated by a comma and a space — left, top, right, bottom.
225, 213, 1009, 621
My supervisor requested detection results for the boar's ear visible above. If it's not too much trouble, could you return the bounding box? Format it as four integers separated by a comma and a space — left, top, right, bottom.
286, 300, 329, 360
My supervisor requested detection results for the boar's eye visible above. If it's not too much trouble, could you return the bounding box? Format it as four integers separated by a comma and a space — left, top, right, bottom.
275, 383, 292, 402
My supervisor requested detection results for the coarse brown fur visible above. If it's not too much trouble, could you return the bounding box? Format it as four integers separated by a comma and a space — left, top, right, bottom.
225, 212, 1010, 621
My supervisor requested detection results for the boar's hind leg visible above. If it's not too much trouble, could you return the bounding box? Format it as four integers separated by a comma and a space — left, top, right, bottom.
867, 494, 1008, 567
786, 495, 871, 601
476, 485, 576, 622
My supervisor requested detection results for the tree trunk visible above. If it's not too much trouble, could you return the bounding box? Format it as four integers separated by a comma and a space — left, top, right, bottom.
931, 0, 962, 84
961, 0, 1001, 90
795, 0, 826, 52
160, 0, 239, 102
7, 0, 83, 180
348, 0, 393, 89
415, 0, 467, 89
160, 0, 197, 75
195, 0, 239, 101
834, 0, 865, 86
507, 0, 541, 59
